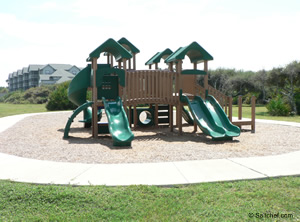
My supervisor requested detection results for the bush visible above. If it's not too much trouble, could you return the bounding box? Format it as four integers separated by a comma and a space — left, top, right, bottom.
266, 96, 291, 116
23, 85, 55, 104
0, 91, 28, 104
46, 81, 76, 111
0, 85, 56, 104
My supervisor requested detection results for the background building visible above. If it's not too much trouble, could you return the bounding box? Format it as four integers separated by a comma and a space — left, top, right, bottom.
6, 64, 81, 91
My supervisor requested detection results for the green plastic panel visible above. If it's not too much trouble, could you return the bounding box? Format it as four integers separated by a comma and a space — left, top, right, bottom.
165, 42, 213, 64
145, 48, 173, 65
118, 37, 140, 54
98, 75, 119, 100
181, 69, 207, 75
87, 38, 132, 62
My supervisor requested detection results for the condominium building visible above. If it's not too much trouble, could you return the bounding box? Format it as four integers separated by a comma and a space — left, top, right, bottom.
6, 64, 81, 92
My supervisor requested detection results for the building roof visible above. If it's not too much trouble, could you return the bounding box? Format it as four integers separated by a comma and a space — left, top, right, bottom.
145, 48, 173, 65
41, 64, 74, 71
22, 67, 29, 74
28, 65, 44, 72
165, 41, 213, 64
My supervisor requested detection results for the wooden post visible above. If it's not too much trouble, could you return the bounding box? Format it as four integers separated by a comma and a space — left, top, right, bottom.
251, 96, 256, 133
134, 105, 137, 128
155, 104, 159, 127
238, 95, 242, 120
110, 54, 114, 67
118, 61, 122, 69
128, 58, 131, 70
122, 58, 127, 108
177, 60, 183, 134
193, 62, 197, 70
193, 62, 197, 132
107, 53, 110, 64
169, 62, 173, 72
204, 60, 208, 98
169, 104, 173, 132
229, 96, 233, 122
129, 105, 132, 128
149, 64, 152, 70
133, 53, 136, 70
155, 63, 158, 70
92, 58, 98, 138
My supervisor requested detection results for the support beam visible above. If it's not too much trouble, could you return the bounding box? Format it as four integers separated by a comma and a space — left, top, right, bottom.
204, 60, 208, 98
133, 53, 136, 70
169, 105, 173, 132
110, 54, 114, 67
177, 60, 183, 134
155, 104, 159, 127
238, 95, 242, 120
229, 97, 233, 122
251, 96, 256, 133
92, 58, 98, 138
129, 105, 132, 128
134, 105, 137, 128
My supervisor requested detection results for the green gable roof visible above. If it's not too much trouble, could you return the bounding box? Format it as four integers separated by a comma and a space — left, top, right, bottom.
145, 48, 173, 65
165, 42, 213, 64
118, 37, 140, 54
87, 38, 132, 62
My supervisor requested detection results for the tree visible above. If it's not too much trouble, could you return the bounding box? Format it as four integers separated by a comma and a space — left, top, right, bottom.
281, 61, 300, 114
252, 69, 268, 103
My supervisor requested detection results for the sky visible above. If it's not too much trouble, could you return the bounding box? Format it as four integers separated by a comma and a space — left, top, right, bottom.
0, 0, 300, 87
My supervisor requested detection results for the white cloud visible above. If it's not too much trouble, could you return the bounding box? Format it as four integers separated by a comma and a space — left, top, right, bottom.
1, 0, 300, 86
33, 1, 58, 10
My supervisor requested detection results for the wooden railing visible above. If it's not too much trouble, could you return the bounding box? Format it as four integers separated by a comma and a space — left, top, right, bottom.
123, 70, 179, 106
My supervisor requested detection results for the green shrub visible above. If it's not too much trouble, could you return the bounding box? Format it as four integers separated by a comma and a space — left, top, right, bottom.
23, 85, 55, 104
1, 91, 28, 104
266, 96, 291, 116
46, 81, 76, 111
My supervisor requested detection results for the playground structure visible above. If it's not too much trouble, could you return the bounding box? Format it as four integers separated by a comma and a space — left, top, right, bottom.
64, 37, 255, 146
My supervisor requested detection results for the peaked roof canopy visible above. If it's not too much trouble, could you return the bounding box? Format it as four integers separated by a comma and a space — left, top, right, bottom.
165, 42, 213, 64
118, 37, 140, 54
145, 48, 173, 65
87, 38, 132, 62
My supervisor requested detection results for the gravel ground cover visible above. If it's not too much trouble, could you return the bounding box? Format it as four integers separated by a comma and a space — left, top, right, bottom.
0, 112, 299, 164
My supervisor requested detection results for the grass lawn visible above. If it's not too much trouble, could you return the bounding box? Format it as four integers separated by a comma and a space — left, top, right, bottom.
0, 103, 299, 221
232, 105, 300, 123
0, 103, 47, 118
0, 177, 299, 221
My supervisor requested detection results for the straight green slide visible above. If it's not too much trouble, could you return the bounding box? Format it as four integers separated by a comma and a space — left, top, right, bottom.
180, 93, 240, 140
103, 97, 134, 146
205, 95, 240, 137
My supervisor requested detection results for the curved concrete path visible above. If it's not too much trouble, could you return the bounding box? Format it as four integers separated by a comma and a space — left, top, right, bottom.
0, 112, 299, 186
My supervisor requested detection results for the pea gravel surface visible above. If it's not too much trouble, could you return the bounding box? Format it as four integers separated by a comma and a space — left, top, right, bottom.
0, 112, 299, 164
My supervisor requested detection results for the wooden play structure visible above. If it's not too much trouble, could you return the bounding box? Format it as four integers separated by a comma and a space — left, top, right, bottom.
64, 37, 255, 146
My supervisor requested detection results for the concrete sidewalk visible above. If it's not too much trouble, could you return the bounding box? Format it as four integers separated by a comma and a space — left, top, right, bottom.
0, 113, 299, 186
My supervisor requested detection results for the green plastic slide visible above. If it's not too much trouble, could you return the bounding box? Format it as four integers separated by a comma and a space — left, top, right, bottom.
64, 101, 93, 139
180, 93, 240, 140
205, 95, 240, 137
103, 97, 134, 146
182, 106, 194, 125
